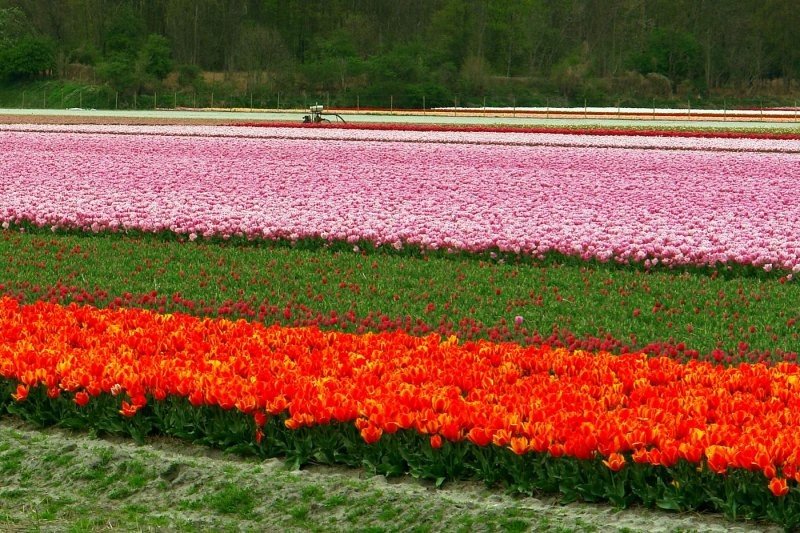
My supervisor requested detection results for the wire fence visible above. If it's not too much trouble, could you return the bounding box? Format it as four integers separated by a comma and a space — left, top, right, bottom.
8, 87, 800, 123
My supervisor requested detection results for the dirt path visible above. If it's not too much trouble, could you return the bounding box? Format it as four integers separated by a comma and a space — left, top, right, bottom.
0, 419, 778, 532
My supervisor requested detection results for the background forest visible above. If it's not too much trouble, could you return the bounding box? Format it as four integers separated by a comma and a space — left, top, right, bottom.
1, 0, 798, 110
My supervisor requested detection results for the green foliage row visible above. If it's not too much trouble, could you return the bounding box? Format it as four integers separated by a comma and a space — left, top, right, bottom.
1, 228, 799, 363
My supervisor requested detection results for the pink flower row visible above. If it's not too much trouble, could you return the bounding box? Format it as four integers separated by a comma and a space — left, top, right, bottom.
2, 125, 800, 270
3, 123, 800, 153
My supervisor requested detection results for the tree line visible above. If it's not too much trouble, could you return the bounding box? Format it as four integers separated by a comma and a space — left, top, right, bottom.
1, 0, 798, 108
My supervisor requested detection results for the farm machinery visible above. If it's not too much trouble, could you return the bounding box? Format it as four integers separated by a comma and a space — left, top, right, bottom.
302, 104, 346, 124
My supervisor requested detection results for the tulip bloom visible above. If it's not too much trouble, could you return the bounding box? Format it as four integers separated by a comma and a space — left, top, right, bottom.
603, 453, 626, 472
769, 477, 789, 497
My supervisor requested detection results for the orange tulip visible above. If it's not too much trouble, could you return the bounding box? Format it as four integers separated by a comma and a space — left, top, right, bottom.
769, 477, 789, 497
360, 425, 383, 445
74, 391, 90, 407
509, 436, 530, 455
467, 427, 492, 447
430, 435, 443, 449
603, 453, 626, 472
119, 401, 139, 417
11, 384, 28, 402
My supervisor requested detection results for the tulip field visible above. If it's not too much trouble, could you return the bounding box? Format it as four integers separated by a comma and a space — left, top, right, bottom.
2, 121, 800, 528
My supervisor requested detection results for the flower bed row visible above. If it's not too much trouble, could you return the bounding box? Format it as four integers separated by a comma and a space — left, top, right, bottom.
3, 278, 797, 367
2, 296, 800, 525
2, 125, 800, 270
4, 123, 800, 151
229, 121, 800, 141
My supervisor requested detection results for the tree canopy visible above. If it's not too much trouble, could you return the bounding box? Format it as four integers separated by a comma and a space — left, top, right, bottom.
1, 0, 797, 105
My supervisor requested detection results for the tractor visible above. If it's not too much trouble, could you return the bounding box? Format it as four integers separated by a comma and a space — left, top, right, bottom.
302, 104, 346, 124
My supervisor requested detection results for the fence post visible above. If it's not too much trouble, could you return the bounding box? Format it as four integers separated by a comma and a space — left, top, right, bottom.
357, 94, 360, 111
22, 91, 25, 108
483, 96, 486, 116
390, 95, 393, 112
115, 92, 118, 110
584, 98, 588, 119
175, 92, 177, 109
277, 93, 280, 109
80, 91, 83, 108
513, 95, 516, 117
547, 99, 550, 119
154, 92, 157, 110
250, 92, 253, 111
211, 92, 214, 108
61, 89, 65, 109
422, 95, 425, 113
687, 99, 690, 120
652, 98, 655, 120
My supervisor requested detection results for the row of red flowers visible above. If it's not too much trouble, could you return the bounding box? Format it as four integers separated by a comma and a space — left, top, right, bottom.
1, 295, 798, 497
231, 120, 800, 141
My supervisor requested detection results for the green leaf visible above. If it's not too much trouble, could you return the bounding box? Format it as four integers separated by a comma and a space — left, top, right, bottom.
656, 498, 682, 511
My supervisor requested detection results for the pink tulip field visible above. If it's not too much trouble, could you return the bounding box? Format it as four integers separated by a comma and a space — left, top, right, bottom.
2, 124, 800, 270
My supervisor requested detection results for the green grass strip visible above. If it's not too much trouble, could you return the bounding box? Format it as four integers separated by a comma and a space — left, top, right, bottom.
1, 229, 799, 363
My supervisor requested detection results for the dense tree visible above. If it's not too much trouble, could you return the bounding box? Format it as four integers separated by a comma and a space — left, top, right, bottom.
0, 0, 797, 104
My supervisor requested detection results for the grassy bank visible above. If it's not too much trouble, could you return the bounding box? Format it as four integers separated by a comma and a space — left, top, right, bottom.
0, 419, 774, 532
1, 228, 797, 364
